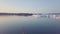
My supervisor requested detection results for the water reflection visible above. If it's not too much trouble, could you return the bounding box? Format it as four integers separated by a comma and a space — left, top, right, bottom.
33, 15, 60, 20
0, 15, 60, 34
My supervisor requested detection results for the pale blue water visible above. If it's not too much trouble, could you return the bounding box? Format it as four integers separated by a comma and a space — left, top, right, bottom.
0, 16, 60, 34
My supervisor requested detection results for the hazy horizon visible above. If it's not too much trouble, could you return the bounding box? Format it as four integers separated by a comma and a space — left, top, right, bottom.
0, 0, 60, 13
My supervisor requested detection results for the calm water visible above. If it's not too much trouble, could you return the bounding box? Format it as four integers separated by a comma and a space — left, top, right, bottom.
0, 15, 60, 34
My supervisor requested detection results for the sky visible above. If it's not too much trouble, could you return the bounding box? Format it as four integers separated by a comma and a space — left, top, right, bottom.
0, 0, 60, 13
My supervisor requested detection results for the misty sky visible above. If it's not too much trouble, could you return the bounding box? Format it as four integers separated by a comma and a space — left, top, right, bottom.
0, 0, 60, 13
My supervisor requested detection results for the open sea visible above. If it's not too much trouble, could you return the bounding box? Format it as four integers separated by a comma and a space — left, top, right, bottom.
0, 15, 60, 34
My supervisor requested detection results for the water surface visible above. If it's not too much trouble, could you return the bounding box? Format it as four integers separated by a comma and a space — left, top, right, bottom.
0, 15, 60, 34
